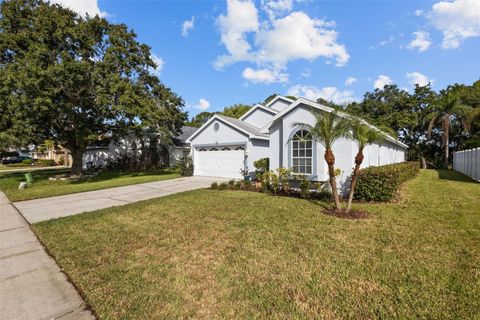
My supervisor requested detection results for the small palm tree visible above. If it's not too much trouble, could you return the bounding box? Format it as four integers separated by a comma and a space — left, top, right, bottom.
427, 93, 473, 168
346, 122, 385, 212
296, 110, 351, 211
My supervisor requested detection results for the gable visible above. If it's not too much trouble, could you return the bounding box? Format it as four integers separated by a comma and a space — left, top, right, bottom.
268, 98, 291, 112
242, 107, 275, 129
187, 118, 249, 145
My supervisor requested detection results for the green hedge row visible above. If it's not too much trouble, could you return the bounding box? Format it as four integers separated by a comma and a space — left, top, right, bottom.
354, 162, 420, 202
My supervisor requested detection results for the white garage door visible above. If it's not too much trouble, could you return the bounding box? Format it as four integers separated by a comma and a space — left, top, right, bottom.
194, 146, 245, 179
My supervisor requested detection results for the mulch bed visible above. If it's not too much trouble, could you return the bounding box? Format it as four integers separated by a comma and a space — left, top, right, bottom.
323, 208, 369, 219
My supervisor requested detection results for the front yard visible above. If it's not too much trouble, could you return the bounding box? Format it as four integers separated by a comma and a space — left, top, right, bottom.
0, 169, 180, 201
33, 170, 479, 319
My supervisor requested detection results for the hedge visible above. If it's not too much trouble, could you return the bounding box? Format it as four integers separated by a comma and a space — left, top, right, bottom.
354, 162, 420, 202
37, 159, 55, 166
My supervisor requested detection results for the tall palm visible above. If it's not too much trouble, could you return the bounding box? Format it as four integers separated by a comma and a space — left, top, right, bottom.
427, 93, 473, 168
346, 122, 384, 212
296, 110, 351, 211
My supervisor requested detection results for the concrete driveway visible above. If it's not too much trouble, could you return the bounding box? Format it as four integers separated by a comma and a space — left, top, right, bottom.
14, 176, 227, 223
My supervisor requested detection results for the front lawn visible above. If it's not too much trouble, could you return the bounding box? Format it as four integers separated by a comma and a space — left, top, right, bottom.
33, 170, 480, 319
0, 169, 180, 201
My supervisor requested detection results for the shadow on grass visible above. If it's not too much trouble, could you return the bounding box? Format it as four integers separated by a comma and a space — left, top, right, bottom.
437, 169, 479, 183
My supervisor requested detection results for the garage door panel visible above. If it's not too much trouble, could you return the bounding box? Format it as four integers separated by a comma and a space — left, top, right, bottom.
195, 149, 245, 179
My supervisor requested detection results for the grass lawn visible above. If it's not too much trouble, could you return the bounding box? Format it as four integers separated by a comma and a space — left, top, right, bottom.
0, 168, 180, 201
33, 170, 480, 319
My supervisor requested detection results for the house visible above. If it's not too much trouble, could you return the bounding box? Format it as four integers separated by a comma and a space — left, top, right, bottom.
82, 126, 198, 169
186, 96, 407, 189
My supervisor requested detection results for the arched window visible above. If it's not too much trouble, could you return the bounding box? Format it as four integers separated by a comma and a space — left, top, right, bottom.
292, 130, 312, 174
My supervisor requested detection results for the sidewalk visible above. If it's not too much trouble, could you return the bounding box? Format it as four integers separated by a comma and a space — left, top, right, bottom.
15, 176, 227, 223
0, 192, 94, 320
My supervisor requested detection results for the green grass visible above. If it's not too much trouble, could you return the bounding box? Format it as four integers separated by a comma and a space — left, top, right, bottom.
0, 168, 180, 201
33, 170, 480, 319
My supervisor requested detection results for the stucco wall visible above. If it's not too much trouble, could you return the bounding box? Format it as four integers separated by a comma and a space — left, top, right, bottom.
269, 99, 291, 112
189, 118, 248, 146
242, 108, 275, 129
247, 138, 270, 176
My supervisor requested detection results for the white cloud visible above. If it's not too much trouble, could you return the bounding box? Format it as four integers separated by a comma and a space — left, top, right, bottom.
193, 98, 211, 110
345, 76, 357, 86
182, 16, 195, 37
429, 0, 480, 49
406, 72, 433, 87
150, 54, 164, 76
407, 31, 431, 52
374, 75, 393, 89
287, 85, 358, 105
215, 0, 349, 82
301, 68, 311, 78
242, 67, 288, 84
414, 9, 424, 16
261, 0, 293, 20
49, 0, 107, 17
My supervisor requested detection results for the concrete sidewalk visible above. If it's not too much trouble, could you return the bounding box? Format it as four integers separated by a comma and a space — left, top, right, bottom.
0, 192, 94, 320
15, 176, 227, 223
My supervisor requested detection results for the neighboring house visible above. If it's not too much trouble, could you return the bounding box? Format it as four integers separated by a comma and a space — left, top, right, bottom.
82, 126, 198, 169
32, 145, 71, 165
186, 96, 407, 189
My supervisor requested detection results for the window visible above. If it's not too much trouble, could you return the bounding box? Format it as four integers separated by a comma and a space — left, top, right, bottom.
214, 123, 220, 132
292, 130, 312, 174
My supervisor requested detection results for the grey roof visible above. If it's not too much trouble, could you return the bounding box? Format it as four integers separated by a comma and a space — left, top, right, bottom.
216, 114, 268, 138
173, 126, 199, 147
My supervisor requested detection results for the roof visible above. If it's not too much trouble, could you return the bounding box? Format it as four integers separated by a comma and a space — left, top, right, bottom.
263, 97, 408, 149
186, 114, 269, 143
173, 126, 199, 147
264, 95, 295, 108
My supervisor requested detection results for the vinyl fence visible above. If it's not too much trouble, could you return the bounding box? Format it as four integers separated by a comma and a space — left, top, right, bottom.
453, 148, 480, 181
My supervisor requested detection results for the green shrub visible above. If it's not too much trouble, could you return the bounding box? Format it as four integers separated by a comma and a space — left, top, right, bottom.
298, 176, 311, 198
354, 162, 420, 202
21, 159, 33, 165
37, 159, 55, 166
178, 157, 193, 176
218, 182, 228, 190
228, 180, 236, 189
211, 182, 218, 190
254, 158, 269, 176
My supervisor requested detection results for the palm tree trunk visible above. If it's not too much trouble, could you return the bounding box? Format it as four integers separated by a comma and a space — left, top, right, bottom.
325, 148, 341, 211
444, 118, 450, 168
346, 150, 364, 212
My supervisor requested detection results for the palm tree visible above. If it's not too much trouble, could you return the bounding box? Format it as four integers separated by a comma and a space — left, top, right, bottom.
427, 93, 473, 168
295, 110, 351, 211
346, 122, 384, 212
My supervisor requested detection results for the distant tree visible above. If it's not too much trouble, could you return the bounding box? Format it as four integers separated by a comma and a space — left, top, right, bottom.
185, 112, 215, 127
221, 104, 251, 118
263, 94, 279, 105
316, 97, 343, 110
0, 0, 186, 175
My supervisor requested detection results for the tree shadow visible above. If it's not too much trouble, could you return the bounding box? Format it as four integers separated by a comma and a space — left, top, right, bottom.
437, 169, 479, 184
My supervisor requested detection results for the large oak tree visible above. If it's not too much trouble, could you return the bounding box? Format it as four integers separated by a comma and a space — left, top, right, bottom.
0, 0, 186, 174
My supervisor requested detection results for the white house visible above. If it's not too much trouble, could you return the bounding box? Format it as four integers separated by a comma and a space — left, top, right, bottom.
186, 96, 407, 188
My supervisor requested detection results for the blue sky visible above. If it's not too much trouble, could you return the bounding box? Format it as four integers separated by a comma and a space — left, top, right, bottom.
54, 0, 479, 118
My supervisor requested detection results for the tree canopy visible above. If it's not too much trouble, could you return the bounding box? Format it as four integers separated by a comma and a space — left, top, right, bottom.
186, 104, 252, 127
0, 0, 186, 174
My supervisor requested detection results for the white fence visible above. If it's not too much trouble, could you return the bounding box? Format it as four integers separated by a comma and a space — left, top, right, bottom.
453, 148, 480, 181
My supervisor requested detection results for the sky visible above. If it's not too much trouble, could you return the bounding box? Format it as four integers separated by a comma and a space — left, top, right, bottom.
50, 0, 480, 118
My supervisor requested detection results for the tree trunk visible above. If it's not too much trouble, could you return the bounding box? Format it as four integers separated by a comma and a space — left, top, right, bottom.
70, 149, 84, 176
346, 150, 364, 212
444, 133, 449, 169
421, 156, 427, 169
325, 148, 341, 211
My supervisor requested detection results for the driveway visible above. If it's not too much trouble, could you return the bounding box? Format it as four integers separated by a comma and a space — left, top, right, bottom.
14, 176, 227, 223
0, 192, 93, 320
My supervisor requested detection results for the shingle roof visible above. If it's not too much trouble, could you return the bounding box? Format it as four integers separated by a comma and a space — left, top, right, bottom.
173, 126, 199, 147
217, 114, 268, 138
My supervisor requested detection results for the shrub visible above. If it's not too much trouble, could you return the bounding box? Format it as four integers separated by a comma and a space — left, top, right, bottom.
254, 158, 269, 177
354, 162, 420, 202
178, 156, 194, 176
37, 159, 55, 166
21, 159, 33, 165
218, 182, 228, 190
298, 176, 311, 198
228, 180, 236, 189
211, 182, 218, 190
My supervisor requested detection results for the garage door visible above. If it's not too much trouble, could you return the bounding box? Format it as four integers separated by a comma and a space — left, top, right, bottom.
194, 146, 245, 179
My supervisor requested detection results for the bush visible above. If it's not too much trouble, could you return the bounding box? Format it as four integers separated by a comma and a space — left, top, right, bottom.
218, 182, 228, 190
37, 159, 55, 166
210, 182, 218, 190
354, 162, 420, 202
21, 159, 33, 165
178, 156, 193, 176
254, 158, 269, 177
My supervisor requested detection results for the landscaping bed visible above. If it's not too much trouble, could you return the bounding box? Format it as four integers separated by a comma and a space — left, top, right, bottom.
32, 170, 480, 319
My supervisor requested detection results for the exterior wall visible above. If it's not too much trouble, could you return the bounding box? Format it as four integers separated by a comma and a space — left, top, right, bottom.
453, 148, 480, 181
269, 99, 291, 112
242, 108, 275, 129
189, 118, 248, 146
247, 138, 270, 177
